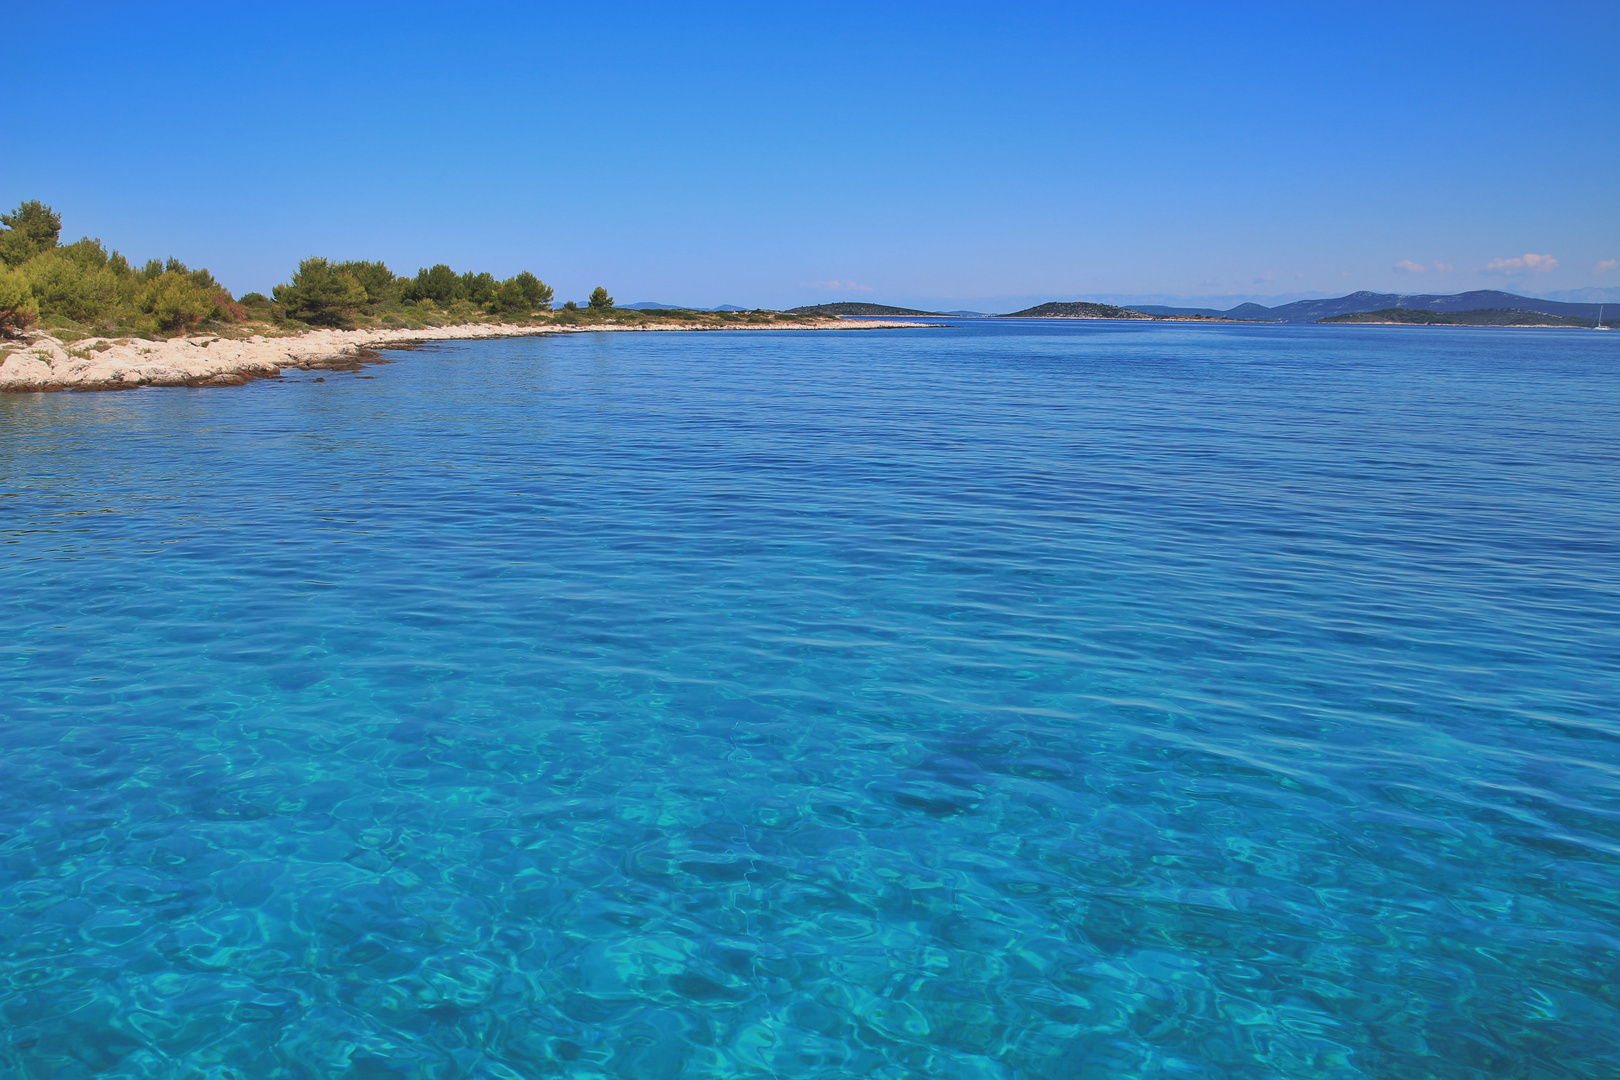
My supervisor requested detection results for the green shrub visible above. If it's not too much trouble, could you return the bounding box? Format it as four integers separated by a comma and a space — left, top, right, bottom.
0, 201, 61, 267
56, 236, 112, 271
489, 278, 525, 315
141, 271, 227, 334
273, 257, 366, 326
402, 264, 461, 307
515, 271, 552, 309
588, 286, 613, 311
0, 202, 243, 338
333, 261, 399, 308
0, 266, 38, 335
239, 292, 271, 307
24, 249, 120, 325
166, 257, 226, 294
460, 270, 498, 306
489, 271, 554, 315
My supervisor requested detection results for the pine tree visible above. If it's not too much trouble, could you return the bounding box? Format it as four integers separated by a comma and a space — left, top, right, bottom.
272, 257, 367, 326
0, 200, 62, 266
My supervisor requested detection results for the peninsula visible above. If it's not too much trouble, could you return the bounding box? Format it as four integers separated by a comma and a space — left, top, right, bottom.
0, 200, 934, 392
1, 316, 935, 392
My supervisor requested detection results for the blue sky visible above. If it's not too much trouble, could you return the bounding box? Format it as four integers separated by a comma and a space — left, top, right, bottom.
5, 1, 1616, 310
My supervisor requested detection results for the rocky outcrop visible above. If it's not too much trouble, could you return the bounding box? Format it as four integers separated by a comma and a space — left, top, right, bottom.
0, 317, 934, 393
0, 324, 554, 392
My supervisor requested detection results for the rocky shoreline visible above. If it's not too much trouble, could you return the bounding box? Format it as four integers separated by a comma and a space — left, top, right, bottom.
0, 317, 935, 393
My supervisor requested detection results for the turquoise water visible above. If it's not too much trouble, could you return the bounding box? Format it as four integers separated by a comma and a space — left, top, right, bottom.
2, 321, 1617, 1079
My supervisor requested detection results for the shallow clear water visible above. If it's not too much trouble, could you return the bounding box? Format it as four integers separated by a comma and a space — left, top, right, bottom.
2, 321, 1618, 1079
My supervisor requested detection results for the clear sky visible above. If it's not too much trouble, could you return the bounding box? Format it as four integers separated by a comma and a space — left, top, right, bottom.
5, 1, 1617, 311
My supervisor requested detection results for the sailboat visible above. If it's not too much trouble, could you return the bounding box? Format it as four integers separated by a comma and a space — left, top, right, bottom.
1597, 305, 1611, 330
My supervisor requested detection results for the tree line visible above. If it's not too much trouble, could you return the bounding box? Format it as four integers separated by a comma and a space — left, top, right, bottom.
269, 257, 561, 326
0, 200, 585, 338
0, 201, 240, 337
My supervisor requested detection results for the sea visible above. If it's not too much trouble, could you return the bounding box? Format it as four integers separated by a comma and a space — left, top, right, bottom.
1, 319, 1616, 1079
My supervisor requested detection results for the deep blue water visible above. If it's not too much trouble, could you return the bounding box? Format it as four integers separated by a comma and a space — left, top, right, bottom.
2, 320, 1618, 1079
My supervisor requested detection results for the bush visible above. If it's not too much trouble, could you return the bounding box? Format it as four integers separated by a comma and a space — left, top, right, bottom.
273, 257, 366, 326
461, 270, 498, 306
0, 266, 38, 335
514, 271, 552, 309
402, 264, 461, 307
489, 277, 527, 315
333, 261, 399, 308
23, 249, 120, 325
239, 292, 271, 307
0, 200, 61, 267
141, 271, 227, 334
588, 286, 613, 311
0, 202, 245, 338
490, 271, 554, 315
55, 236, 113, 271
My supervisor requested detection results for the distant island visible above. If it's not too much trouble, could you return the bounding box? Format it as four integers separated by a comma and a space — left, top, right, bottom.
1320, 308, 1601, 328
788, 303, 994, 317
623, 302, 753, 312
1134, 289, 1611, 323
787, 302, 943, 317
1000, 301, 1154, 320
993, 290, 1613, 326
997, 301, 1231, 321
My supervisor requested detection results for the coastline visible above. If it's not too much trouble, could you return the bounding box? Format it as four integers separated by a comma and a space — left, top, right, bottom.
1320, 320, 1604, 329
0, 317, 937, 393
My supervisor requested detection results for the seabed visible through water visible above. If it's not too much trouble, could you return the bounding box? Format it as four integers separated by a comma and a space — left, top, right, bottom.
1, 320, 1616, 1078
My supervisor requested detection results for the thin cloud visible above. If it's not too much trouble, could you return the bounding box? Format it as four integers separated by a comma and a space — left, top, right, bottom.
1253, 269, 1274, 283
806, 279, 874, 292
1396, 260, 1454, 274
1482, 253, 1558, 274
1597, 259, 1618, 275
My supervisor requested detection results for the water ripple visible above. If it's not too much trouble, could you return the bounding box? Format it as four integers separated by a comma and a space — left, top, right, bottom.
1, 322, 1618, 1078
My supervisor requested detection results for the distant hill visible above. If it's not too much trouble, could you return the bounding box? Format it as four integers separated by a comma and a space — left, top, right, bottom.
1138, 290, 1610, 322
1545, 287, 1620, 304
787, 302, 940, 316
1133, 304, 1260, 318
1321, 308, 1597, 327
999, 301, 1154, 319
624, 302, 755, 312
941, 310, 990, 317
